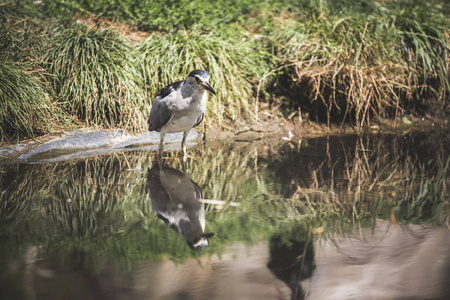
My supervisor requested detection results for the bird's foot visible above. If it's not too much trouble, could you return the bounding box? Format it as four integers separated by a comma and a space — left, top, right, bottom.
182, 146, 188, 162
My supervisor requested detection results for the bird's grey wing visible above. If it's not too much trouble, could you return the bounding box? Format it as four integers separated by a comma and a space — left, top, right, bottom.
148, 97, 172, 132
193, 113, 204, 127
148, 80, 184, 131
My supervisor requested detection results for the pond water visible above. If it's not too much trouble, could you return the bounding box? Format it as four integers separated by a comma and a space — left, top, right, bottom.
1, 131, 449, 300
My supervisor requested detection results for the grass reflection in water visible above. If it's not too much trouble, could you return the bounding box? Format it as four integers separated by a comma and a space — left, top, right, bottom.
0, 132, 448, 274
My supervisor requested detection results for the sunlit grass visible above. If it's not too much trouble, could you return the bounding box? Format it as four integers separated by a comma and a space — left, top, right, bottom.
38, 0, 280, 32
0, 60, 57, 141
264, 0, 449, 127
44, 26, 147, 131
0, 0, 448, 140
135, 31, 263, 125
0, 25, 66, 141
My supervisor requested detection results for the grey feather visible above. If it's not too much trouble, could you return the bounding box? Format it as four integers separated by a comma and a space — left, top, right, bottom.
194, 113, 204, 127
157, 80, 183, 99
148, 97, 172, 132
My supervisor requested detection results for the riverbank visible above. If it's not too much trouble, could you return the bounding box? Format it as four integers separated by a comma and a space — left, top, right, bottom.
1, 112, 448, 167
1, 0, 449, 143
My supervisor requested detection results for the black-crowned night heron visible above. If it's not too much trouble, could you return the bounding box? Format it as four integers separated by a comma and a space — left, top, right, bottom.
147, 165, 214, 250
148, 70, 216, 157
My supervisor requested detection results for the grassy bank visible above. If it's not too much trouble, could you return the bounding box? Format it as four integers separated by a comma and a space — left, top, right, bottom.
0, 0, 448, 141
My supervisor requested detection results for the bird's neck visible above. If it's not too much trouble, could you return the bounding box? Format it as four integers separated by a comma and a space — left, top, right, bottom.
181, 84, 207, 104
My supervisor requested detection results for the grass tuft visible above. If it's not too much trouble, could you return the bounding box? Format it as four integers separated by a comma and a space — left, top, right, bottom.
44, 26, 146, 131
135, 31, 264, 124
264, 0, 449, 127
0, 24, 60, 141
0, 59, 57, 141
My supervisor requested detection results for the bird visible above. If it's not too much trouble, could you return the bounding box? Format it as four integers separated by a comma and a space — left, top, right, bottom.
147, 164, 214, 250
148, 70, 216, 158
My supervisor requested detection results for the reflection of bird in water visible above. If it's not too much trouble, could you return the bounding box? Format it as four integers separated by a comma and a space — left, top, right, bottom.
147, 164, 214, 250
267, 235, 316, 300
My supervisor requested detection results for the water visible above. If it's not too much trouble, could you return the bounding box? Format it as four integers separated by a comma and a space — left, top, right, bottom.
1, 132, 449, 300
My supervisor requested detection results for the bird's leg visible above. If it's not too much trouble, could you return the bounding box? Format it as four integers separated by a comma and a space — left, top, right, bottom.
181, 159, 187, 174
159, 132, 166, 158
181, 131, 188, 161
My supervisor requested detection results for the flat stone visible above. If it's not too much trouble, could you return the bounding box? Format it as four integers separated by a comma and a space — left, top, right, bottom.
0, 129, 200, 164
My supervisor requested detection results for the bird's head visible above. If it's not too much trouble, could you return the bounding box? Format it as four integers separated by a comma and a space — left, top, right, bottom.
188, 232, 215, 250
187, 70, 216, 96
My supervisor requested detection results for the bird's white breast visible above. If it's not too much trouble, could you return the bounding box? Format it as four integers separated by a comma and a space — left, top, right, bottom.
162, 89, 207, 134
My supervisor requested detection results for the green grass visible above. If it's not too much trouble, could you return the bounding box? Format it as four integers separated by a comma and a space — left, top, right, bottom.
0, 0, 448, 141
38, 0, 283, 32
135, 31, 265, 124
0, 24, 64, 141
0, 59, 57, 141
44, 26, 147, 131
263, 0, 449, 126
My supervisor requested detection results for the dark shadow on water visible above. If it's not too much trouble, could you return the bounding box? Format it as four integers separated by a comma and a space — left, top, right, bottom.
267, 226, 316, 300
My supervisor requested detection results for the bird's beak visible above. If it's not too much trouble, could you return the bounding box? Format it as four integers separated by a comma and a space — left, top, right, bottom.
202, 81, 216, 96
